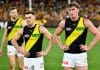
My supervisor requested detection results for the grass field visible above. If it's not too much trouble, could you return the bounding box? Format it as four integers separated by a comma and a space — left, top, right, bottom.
0, 28, 100, 70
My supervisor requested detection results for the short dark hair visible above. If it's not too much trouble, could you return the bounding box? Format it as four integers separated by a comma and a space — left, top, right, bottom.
25, 11, 34, 15
67, 3, 80, 9
8, 7, 18, 13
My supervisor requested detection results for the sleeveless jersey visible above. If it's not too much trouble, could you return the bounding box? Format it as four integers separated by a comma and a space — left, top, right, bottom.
64, 17, 87, 53
23, 24, 43, 58
7, 18, 23, 46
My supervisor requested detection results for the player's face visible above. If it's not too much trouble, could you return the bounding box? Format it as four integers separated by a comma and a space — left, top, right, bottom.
10, 9, 18, 20
25, 14, 35, 26
67, 6, 79, 18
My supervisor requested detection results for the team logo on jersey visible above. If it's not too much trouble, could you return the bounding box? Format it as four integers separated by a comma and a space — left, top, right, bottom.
73, 23, 76, 26
8, 26, 12, 29
66, 27, 72, 31
24, 34, 30, 38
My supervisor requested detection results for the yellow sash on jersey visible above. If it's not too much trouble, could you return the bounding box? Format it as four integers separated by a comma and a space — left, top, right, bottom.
8, 18, 22, 41
65, 17, 85, 47
25, 25, 40, 52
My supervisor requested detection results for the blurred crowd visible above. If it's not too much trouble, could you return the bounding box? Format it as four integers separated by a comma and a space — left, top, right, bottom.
0, 0, 100, 27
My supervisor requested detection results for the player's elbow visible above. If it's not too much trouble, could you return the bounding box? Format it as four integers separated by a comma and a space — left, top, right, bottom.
98, 34, 100, 40
53, 33, 57, 39
11, 38, 16, 46
49, 35, 53, 41
53, 34, 59, 43
96, 32, 100, 40
53, 33, 60, 39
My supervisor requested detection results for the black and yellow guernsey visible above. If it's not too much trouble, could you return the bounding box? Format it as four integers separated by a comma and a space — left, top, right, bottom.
23, 24, 43, 58
7, 18, 23, 46
65, 17, 87, 53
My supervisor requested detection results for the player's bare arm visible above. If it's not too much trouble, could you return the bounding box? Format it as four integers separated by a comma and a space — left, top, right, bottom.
80, 19, 100, 51
37, 26, 53, 56
98, 25, 100, 31
0, 22, 8, 56
11, 29, 27, 55
53, 19, 67, 50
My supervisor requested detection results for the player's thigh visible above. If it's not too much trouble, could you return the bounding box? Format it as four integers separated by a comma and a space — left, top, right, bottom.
24, 58, 32, 70
7, 45, 16, 65
76, 66, 88, 70
8, 55, 16, 66
16, 52, 24, 66
75, 53, 88, 67
75, 53, 88, 70
33, 57, 44, 70
7, 45, 16, 55
64, 67, 73, 70
17, 56, 24, 67
62, 53, 75, 67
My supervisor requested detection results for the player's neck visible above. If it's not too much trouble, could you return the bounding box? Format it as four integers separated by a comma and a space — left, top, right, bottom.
71, 16, 79, 21
28, 23, 35, 28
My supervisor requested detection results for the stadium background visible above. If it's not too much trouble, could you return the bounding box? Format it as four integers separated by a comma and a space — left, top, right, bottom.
0, 0, 100, 70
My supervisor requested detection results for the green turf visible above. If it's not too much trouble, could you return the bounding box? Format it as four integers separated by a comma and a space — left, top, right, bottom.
0, 28, 100, 70
0, 29, 9, 70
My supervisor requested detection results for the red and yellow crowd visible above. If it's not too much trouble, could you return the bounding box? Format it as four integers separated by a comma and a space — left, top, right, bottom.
0, 0, 100, 27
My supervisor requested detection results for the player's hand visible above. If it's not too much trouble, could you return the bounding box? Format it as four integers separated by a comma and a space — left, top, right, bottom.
63, 45, 69, 50
60, 45, 69, 51
36, 51, 47, 57
18, 47, 30, 57
80, 44, 88, 51
24, 51, 30, 57
0, 48, 3, 56
20, 50, 30, 57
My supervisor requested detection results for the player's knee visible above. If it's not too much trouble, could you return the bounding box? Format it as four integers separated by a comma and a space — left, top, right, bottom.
18, 64, 23, 70
9, 64, 15, 70
18, 67, 23, 70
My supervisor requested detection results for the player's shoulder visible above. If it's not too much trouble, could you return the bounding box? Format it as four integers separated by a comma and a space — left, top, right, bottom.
39, 25, 46, 30
60, 16, 70, 25
83, 18, 93, 28
39, 25, 48, 33
83, 18, 90, 22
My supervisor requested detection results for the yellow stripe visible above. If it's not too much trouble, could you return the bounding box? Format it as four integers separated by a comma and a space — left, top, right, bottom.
65, 17, 84, 47
25, 25, 40, 52
8, 18, 22, 41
